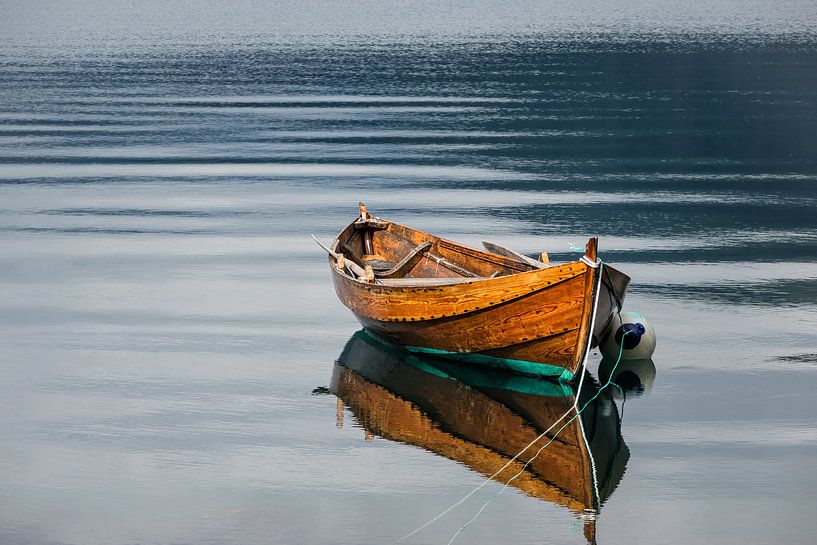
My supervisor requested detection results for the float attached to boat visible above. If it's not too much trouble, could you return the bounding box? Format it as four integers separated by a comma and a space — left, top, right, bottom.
318, 203, 630, 382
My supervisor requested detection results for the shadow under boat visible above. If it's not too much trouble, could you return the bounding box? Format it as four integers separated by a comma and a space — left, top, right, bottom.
328, 329, 632, 543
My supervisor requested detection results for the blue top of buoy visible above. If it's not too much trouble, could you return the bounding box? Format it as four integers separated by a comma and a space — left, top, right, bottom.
615, 323, 645, 349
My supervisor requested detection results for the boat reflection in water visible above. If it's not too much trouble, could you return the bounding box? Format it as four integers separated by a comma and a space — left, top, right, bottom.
329, 330, 652, 543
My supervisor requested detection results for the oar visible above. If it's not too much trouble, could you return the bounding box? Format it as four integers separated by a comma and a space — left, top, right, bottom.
482, 240, 547, 269
310, 234, 368, 278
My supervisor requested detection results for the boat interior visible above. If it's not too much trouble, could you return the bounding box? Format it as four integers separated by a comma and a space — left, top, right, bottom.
330, 203, 558, 284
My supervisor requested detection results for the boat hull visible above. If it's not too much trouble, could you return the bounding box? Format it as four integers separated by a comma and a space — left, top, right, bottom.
326, 210, 629, 381
332, 260, 604, 380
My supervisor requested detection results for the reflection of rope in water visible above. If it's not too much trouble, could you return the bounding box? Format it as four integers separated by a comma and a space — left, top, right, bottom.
395, 399, 579, 542
443, 335, 629, 545
397, 261, 630, 545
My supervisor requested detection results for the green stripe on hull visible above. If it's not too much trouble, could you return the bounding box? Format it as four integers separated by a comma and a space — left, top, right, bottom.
421, 358, 575, 397
402, 343, 575, 383
356, 329, 575, 395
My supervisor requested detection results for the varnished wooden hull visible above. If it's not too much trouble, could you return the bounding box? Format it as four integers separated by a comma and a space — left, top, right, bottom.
327, 209, 629, 381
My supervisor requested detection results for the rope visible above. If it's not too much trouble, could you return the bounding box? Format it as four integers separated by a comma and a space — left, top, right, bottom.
398, 261, 620, 544
580, 255, 600, 268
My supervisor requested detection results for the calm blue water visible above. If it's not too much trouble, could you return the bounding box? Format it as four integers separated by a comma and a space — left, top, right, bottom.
2, 3, 817, 544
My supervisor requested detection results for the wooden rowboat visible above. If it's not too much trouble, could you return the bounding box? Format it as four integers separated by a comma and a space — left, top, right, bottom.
330, 330, 630, 543
321, 203, 630, 382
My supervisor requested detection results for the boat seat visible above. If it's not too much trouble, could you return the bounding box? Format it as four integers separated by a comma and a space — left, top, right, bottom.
375, 242, 433, 279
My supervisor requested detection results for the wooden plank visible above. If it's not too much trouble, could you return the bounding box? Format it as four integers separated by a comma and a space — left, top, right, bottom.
333, 261, 586, 322
355, 275, 587, 357
483, 329, 580, 366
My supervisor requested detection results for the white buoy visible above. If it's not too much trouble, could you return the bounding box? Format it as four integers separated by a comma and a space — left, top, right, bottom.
600, 311, 656, 361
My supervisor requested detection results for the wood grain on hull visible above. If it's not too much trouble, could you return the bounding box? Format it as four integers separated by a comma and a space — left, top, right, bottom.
333, 262, 598, 375
333, 261, 588, 322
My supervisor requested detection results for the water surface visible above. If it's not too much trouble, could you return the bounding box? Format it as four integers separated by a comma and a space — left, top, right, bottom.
1, 3, 817, 544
